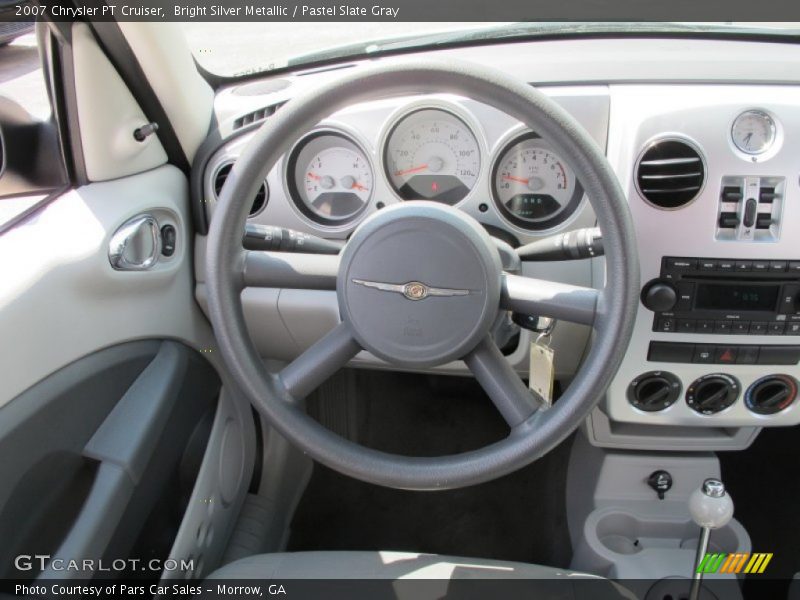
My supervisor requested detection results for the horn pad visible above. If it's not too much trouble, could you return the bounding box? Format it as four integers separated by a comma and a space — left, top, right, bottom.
337, 202, 502, 368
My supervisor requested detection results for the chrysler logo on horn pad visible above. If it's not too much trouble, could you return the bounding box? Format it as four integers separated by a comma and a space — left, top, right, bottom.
352, 279, 470, 301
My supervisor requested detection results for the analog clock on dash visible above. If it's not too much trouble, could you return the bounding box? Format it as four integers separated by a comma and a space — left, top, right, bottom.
731, 110, 777, 155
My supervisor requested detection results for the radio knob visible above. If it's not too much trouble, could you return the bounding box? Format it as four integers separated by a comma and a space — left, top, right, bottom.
642, 280, 678, 312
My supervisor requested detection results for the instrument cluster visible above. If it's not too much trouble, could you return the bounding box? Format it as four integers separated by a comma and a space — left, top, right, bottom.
274, 102, 586, 235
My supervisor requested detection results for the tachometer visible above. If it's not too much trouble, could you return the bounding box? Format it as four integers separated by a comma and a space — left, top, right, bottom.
384, 108, 480, 205
491, 133, 583, 230
287, 132, 373, 225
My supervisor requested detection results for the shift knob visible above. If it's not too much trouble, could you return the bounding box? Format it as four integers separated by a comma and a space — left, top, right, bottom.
689, 478, 734, 529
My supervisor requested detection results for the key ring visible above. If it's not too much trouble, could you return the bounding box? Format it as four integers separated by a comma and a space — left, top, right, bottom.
535, 317, 557, 345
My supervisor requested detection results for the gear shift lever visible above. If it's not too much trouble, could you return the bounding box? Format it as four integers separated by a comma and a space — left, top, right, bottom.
688, 478, 734, 600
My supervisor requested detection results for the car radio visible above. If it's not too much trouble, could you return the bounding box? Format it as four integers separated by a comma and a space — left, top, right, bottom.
642, 256, 800, 335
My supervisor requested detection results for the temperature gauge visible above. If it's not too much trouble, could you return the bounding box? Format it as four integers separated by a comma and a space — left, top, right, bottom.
731, 110, 776, 155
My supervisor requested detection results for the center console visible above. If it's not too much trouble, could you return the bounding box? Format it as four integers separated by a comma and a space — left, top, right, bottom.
598, 84, 800, 446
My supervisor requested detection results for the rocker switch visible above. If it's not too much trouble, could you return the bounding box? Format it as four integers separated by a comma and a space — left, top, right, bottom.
743, 197, 757, 228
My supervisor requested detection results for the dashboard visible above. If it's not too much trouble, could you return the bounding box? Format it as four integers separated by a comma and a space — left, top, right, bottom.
194, 36, 800, 451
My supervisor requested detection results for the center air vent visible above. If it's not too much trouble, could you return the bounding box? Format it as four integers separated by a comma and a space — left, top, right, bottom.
636, 138, 705, 209
213, 163, 268, 217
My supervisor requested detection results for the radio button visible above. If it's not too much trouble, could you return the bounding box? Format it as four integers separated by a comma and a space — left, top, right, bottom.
770, 260, 788, 272
718, 260, 736, 272
666, 257, 697, 271
677, 319, 696, 333
785, 323, 800, 335
697, 320, 715, 333
715, 320, 733, 333
735, 260, 753, 272
752, 261, 770, 272
699, 259, 718, 271
779, 285, 800, 314
750, 322, 768, 334
675, 282, 695, 311
693, 345, 715, 363
732, 321, 750, 334
736, 346, 760, 364
768, 322, 786, 335
656, 317, 676, 332
788, 261, 800, 273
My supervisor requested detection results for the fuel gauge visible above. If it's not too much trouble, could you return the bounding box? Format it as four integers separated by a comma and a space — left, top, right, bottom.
288, 132, 373, 226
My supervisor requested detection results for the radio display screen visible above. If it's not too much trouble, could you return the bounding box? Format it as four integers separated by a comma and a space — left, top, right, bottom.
695, 283, 779, 312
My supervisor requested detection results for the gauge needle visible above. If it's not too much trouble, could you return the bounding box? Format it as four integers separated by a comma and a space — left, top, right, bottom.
351, 182, 369, 192
394, 164, 428, 177
502, 174, 530, 185
307, 172, 321, 180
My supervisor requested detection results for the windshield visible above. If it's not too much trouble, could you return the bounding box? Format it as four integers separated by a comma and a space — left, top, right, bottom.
183, 22, 800, 77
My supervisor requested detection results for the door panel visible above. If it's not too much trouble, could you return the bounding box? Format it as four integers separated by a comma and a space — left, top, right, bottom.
0, 340, 220, 580
0, 164, 214, 408
0, 23, 255, 580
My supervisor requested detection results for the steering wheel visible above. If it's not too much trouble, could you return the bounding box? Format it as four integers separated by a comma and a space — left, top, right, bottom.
205, 61, 639, 491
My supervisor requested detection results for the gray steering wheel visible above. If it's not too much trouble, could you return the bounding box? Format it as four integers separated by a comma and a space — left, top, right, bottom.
205, 61, 639, 490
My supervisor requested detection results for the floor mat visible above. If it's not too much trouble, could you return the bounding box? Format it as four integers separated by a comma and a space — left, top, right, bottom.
289, 370, 573, 567
720, 426, 800, 582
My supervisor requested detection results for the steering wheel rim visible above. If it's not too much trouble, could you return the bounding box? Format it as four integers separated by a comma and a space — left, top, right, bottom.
205, 60, 639, 490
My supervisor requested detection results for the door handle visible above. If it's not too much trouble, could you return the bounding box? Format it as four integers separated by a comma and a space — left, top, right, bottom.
108, 214, 161, 271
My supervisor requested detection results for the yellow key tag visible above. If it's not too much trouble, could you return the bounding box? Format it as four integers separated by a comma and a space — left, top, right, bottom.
529, 338, 555, 408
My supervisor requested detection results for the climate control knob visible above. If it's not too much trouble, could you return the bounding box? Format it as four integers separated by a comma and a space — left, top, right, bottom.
686, 374, 740, 415
745, 375, 798, 415
628, 371, 682, 412
641, 280, 678, 312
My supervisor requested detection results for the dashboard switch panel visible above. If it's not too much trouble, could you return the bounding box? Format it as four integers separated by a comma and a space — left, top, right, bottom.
716, 176, 784, 242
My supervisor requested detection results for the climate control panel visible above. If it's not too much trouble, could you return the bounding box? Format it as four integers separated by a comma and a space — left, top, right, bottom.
627, 371, 799, 417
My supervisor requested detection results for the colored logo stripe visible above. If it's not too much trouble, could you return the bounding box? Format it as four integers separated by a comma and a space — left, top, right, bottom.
696, 552, 773, 574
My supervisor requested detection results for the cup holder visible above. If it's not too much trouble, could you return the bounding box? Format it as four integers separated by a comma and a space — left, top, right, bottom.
593, 510, 744, 556
597, 513, 643, 555
573, 508, 750, 580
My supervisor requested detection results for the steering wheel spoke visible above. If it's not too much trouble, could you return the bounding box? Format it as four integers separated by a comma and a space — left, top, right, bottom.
501, 273, 599, 326
279, 322, 361, 399
242, 249, 340, 290
464, 336, 542, 428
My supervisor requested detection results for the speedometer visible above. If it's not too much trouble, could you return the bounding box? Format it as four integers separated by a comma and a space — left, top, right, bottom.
491, 133, 583, 230
384, 108, 480, 205
287, 132, 373, 226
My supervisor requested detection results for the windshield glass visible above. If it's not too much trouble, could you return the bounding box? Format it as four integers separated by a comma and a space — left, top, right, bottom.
183, 22, 800, 77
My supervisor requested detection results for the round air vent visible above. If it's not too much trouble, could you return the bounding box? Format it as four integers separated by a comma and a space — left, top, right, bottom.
213, 162, 268, 216
635, 138, 705, 209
